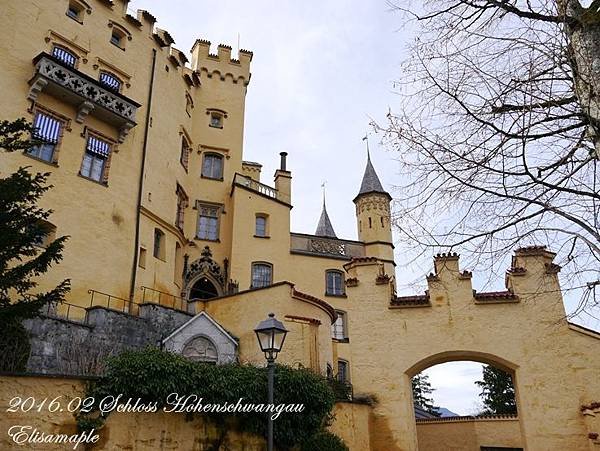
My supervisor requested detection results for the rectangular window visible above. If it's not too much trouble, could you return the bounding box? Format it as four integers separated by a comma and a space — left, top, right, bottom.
332, 311, 347, 340
52, 46, 77, 67
153, 228, 165, 259
175, 185, 188, 231
202, 154, 223, 179
255, 216, 267, 237
99, 72, 122, 92
326, 271, 345, 296
180, 138, 190, 171
197, 205, 219, 241
81, 135, 111, 183
28, 112, 62, 163
337, 360, 349, 383
251, 263, 272, 288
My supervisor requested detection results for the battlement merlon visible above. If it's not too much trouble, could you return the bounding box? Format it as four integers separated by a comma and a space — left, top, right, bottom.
190, 40, 252, 85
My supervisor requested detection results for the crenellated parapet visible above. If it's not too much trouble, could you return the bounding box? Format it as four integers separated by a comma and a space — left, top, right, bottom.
190, 39, 252, 86
389, 246, 563, 310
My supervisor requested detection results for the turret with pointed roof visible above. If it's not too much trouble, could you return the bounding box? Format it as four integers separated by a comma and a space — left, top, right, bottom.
353, 150, 394, 266
354, 151, 392, 203
315, 198, 337, 238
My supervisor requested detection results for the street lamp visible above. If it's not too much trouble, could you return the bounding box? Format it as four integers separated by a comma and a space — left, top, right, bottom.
254, 313, 288, 451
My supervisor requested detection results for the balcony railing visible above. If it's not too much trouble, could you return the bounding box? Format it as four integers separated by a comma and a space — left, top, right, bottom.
28, 53, 140, 142
233, 173, 279, 200
88, 289, 137, 315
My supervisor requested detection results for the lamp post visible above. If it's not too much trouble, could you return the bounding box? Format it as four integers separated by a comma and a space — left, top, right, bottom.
254, 313, 288, 451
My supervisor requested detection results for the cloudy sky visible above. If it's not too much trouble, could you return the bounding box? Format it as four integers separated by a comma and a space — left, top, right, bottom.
129, 0, 596, 415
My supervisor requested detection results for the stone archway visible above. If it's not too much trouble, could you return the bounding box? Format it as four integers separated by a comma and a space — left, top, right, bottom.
405, 351, 525, 451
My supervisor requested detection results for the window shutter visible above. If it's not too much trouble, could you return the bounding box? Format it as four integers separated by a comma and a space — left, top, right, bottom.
86, 135, 111, 157
33, 112, 61, 143
99, 72, 122, 91
52, 47, 77, 67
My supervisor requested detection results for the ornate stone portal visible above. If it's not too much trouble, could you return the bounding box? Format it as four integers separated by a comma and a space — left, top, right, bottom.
182, 246, 227, 299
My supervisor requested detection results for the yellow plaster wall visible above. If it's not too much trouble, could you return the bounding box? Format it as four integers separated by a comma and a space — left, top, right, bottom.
343, 254, 600, 451
196, 282, 334, 372
0, 375, 265, 450
416, 417, 523, 451
329, 401, 373, 451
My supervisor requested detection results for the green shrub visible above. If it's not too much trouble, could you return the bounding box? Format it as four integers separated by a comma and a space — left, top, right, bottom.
78, 347, 338, 450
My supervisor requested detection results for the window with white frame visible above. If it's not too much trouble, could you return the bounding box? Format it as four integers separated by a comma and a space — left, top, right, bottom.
251, 262, 272, 289
201, 153, 223, 179
197, 204, 220, 241
153, 228, 165, 260
326, 270, 345, 296
332, 310, 347, 340
52, 46, 77, 67
80, 135, 111, 183
28, 111, 63, 163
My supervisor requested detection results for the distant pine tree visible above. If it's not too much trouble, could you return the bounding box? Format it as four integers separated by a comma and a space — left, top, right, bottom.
0, 118, 70, 371
475, 365, 517, 415
412, 373, 440, 416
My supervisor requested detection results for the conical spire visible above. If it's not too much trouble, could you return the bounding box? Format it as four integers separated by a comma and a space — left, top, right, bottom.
355, 150, 390, 202
315, 192, 337, 238
358, 151, 385, 194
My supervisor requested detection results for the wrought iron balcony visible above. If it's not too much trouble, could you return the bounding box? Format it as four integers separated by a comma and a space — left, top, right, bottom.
28, 53, 140, 142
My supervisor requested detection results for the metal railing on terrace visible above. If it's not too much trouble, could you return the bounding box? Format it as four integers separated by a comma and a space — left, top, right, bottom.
42, 301, 89, 324
140, 286, 187, 313
88, 289, 138, 315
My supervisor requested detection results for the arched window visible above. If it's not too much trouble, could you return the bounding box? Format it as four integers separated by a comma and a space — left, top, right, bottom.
326, 270, 345, 296
153, 228, 165, 260
182, 336, 218, 364
202, 153, 223, 180
52, 45, 78, 67
251, 262, 272, 289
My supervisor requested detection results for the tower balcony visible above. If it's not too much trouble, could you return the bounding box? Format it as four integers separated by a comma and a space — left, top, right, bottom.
28, 53, 140, 142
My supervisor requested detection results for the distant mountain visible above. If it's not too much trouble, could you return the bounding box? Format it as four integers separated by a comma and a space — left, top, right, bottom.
435, 407, 459, 417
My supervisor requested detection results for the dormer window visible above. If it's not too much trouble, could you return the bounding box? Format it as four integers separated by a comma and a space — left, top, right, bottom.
52, 45, 78, 67
210, 112, 223, 128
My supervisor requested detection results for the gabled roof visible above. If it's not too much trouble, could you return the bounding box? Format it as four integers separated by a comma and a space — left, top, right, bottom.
315, 199, 337, 238
354, 152, 390, 202
162, 311, 238, 346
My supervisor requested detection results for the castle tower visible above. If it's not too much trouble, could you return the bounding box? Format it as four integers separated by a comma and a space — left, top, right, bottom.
353, 152, 394, 263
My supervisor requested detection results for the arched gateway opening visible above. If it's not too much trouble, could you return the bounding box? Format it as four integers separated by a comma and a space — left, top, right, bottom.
189, 277, 219, 300
406, 351, 524, 451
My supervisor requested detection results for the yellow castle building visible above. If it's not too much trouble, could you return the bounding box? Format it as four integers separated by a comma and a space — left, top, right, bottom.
1, 1, 600, 450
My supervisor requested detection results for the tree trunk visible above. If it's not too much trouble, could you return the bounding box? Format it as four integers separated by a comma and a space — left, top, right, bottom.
559, 0, 600, 156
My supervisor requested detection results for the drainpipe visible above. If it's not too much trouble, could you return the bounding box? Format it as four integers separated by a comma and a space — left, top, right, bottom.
129, 48, 157, 300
